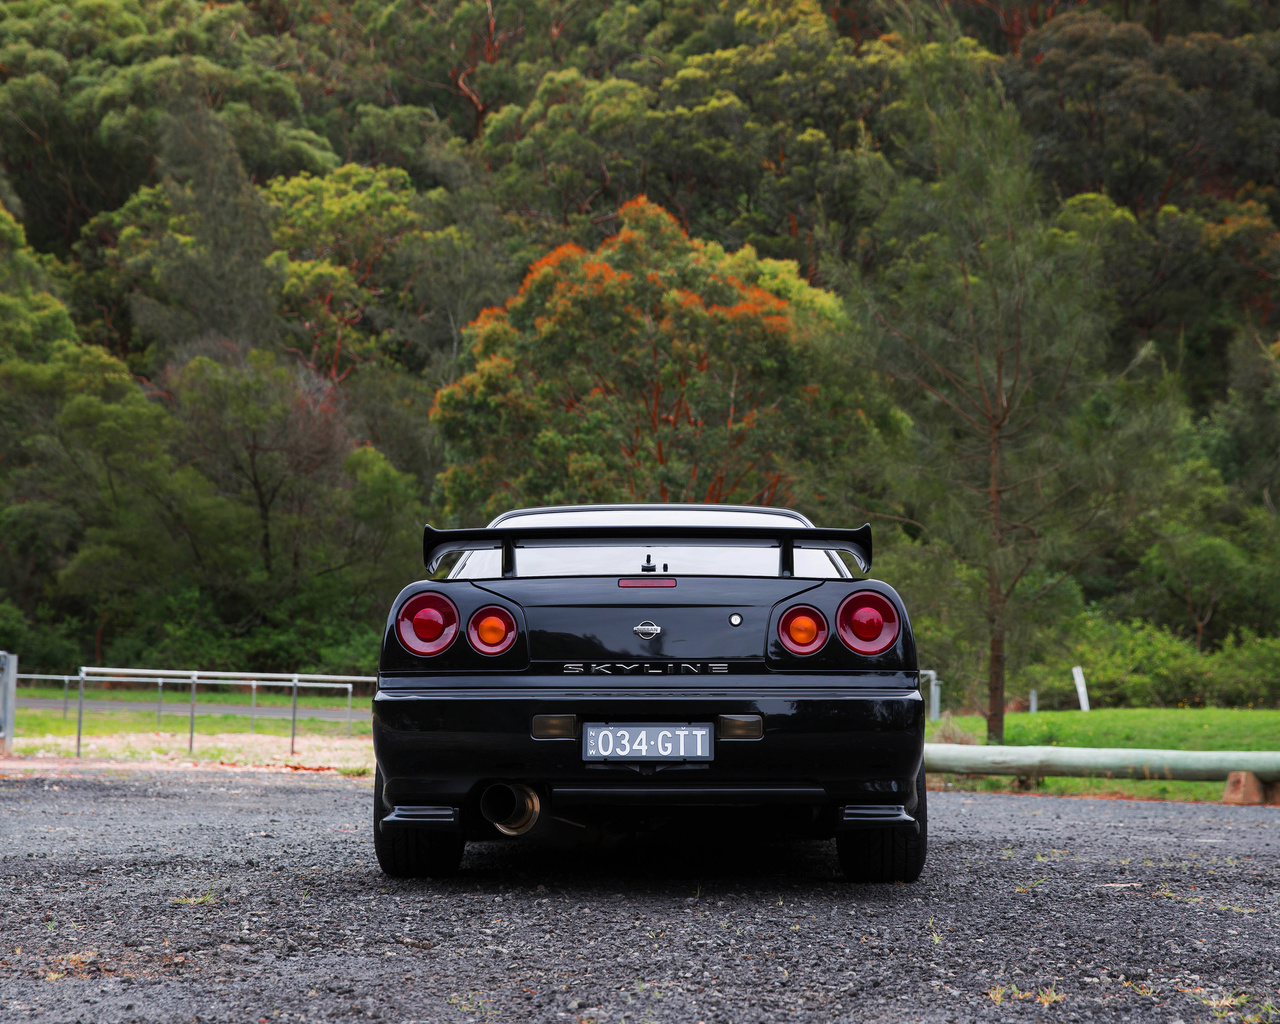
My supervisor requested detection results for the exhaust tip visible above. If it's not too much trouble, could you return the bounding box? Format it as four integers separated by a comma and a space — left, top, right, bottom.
480, 783, 541, 836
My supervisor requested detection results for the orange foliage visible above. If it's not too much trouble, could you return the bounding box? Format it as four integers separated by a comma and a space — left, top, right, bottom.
470, 306, 509, 330
672, 289, 705, 310
521, 243, 587, 287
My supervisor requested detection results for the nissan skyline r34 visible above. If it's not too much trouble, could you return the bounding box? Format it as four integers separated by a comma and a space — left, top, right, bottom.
371, 504, 927, 883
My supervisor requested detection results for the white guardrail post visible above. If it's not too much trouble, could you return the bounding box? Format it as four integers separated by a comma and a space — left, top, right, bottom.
1072, 666, 1091, 712
921, 670, 941, 721
290, 674, 299, 756
76, 667, 85, 757
188, 673, 198, 753
0, 651, 16, 757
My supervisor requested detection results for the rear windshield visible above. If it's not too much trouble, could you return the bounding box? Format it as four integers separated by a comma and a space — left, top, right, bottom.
450, 545, 850, 579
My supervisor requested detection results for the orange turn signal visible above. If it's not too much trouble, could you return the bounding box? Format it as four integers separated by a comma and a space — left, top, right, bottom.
476, 615, 508, 646
788, 614, 819, 646
467, 605, 518, 655
778, 605, 828, 655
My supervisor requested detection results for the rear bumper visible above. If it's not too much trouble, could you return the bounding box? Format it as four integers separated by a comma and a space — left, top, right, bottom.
372, 682, 924, 838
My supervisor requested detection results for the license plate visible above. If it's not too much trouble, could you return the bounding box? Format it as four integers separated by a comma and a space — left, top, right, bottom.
583, 723, 714, 761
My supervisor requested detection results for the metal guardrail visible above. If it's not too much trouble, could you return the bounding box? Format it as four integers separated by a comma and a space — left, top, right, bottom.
8, 666, 375, 758
1, 651, 16, 758
925, 742, 1280, 782
78, 667, 374, 757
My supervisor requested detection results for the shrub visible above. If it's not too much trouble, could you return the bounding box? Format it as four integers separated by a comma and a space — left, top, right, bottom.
1014, 613, 1280, 709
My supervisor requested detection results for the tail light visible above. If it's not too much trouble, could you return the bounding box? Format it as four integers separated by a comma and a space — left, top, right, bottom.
468, 605, 518, 655
836, 591, 900, 655
397, 592, 459, 656
778, 605, 828, 655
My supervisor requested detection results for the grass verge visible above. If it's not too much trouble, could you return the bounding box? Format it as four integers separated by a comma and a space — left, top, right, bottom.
15, 708, 371, 738
924, 707, 1280, 802
926, 773, 1227, 802
925, 707, 1280, 750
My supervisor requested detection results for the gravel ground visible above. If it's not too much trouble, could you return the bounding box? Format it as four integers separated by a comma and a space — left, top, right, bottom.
1, 761, 1277, 1024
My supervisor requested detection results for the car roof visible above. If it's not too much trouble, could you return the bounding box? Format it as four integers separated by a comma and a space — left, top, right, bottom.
487, 504, 816, 529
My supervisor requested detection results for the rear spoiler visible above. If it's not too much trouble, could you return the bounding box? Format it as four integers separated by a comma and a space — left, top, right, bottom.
422, 522, 872, 578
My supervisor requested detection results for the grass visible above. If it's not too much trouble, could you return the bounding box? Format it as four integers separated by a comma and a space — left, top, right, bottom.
925, 707, 1279, 802
18, 682, 362, 710
15, 707, 371, 738
925, 707, 1280, 750
11, 700, 1275, 801
932, 773, 1228, 801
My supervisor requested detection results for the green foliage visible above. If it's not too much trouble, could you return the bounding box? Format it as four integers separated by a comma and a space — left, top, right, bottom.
3, 0, 1280, 695
1018, 613, 1280, 709
0, 339, 420, 672
481, 9, 900, 274
852, 9, 1179, 740
431, 196, 896, 523
0, 0, 337, 254
1004, 12, 1280, 406
0, 599, 79, 670
927, 706, 1280, 750
0, 203, 78, 360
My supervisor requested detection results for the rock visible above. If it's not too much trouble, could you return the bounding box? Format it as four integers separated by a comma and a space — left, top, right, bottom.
1223, 771, 1264, 805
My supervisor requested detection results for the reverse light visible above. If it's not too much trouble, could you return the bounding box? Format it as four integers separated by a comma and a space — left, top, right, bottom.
836, 591, 900, 656
531, 714, 577, 739
718, 714, 764, 739
468, 605, 518, 655
778, 605, 828, 655
396, 592, 459, 656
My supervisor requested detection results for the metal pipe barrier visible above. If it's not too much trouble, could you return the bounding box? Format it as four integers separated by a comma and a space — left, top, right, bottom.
7, 667, 374, 758
925, 742, 1280, 782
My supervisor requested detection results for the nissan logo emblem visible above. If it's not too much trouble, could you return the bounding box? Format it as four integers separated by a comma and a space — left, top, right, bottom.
632, 621, 662, 640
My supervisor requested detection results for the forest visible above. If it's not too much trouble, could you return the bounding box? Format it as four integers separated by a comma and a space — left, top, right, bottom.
3, 0, 1280, 736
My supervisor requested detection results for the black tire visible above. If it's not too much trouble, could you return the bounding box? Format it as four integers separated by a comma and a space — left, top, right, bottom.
836, 763, 928, 883
373, 768, 464, 878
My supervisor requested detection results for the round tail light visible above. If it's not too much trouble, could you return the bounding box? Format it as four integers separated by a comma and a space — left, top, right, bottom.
836, 591, 900, 655
468, 605, 518, 655
778, 605, 828, 655
396, 592, 459, 656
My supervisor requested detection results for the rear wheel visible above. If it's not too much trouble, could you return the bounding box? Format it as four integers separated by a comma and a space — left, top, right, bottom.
836, 764, 928, 883
373, 768, 464, 878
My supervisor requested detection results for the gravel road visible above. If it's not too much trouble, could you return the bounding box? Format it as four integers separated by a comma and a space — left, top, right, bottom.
1, 762, 1277, 1024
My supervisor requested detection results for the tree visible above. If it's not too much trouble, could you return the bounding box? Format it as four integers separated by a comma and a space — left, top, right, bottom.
0, 202, 78, 361
0, 0, 337, 255
430, 195, 895, 523
481, 7, 901, 277
855, 15, 1168, 742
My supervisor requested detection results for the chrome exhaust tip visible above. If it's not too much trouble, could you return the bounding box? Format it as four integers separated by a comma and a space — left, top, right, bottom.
479, 783, 541, 836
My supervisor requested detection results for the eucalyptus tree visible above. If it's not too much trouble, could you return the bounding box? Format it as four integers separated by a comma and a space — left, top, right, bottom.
854, 11, 1173, 741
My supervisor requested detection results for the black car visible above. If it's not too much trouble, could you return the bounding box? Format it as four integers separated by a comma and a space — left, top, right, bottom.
372, 504, 926, 882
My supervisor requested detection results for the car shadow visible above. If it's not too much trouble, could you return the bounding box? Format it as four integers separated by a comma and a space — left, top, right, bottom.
454, 825, 846, 889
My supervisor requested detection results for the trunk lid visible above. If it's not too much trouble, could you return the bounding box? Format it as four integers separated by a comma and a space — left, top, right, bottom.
474, 577, 819, 663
